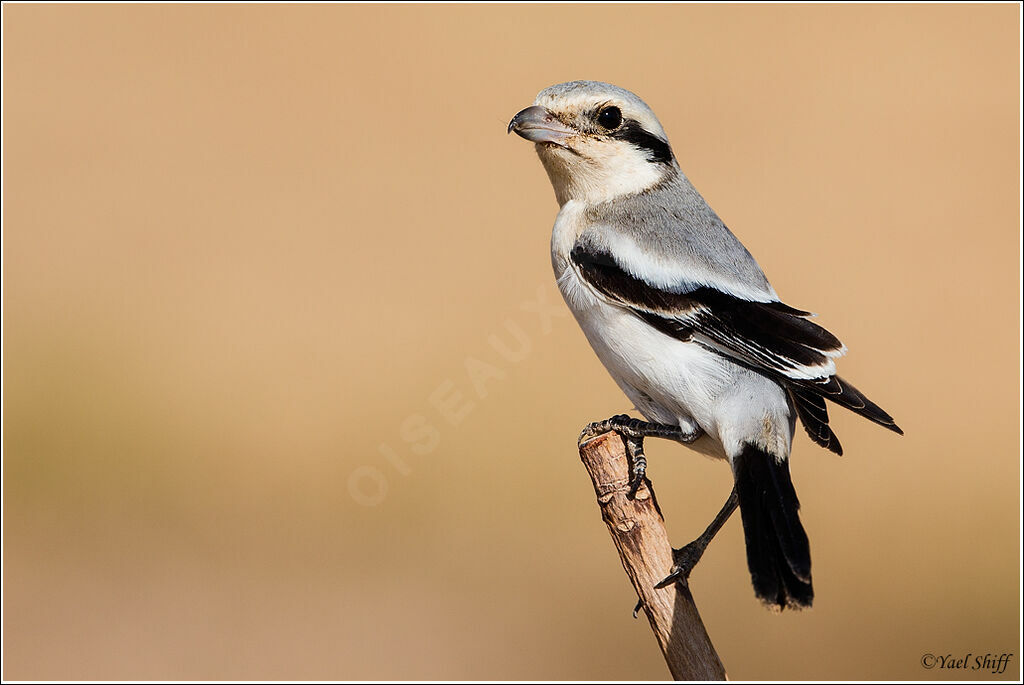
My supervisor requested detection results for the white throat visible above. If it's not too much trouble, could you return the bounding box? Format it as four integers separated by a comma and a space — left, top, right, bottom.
537, 144, 673, 207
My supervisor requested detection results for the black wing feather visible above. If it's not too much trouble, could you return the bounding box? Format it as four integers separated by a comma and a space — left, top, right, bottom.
570, 242, 903, 446
789, 389, 843, 455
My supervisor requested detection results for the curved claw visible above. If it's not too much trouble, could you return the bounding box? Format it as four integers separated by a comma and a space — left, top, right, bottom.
655, 566, 688, 590
577, 424, 603, 446
578, 414, 633, 446
655, 541, 705, 588
627, 472, 646, 500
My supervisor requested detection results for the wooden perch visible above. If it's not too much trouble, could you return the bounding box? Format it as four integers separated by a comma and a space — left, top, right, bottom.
579, 432, 726, 681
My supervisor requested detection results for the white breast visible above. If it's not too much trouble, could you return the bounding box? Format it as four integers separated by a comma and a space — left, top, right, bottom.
549, 201, 737, 459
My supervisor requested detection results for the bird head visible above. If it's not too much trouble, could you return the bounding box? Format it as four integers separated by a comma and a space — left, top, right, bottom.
508, 81, 677, 206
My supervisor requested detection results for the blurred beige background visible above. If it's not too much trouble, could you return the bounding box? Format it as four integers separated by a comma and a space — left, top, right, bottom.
3, 4, 1019, 681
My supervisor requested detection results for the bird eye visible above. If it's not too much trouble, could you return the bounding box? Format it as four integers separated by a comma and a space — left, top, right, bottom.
597, 106, 622, 130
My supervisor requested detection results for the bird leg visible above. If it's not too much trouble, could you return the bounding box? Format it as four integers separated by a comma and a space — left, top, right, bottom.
656, 487, 739, 589
578, 414, 702, 499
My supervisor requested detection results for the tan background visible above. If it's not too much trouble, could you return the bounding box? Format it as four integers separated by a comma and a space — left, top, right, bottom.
3, 4, 1020, 681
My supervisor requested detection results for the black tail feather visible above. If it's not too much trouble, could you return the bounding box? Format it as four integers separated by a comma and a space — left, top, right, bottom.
733, 444, 813, 610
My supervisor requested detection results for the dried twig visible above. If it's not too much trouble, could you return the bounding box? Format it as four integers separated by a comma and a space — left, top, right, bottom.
579, 432, 726, 681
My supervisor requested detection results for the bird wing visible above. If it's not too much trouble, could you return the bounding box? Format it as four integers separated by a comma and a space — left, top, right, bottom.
569, 233, 902, 453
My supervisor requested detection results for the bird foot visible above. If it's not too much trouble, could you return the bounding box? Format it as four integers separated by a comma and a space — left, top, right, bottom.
655, 540, 707, 589
578, 414, 702, 446
578, 414, 646, 445
578, 415, 650, 500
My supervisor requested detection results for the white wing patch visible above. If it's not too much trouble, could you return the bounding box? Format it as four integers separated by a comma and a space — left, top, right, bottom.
599, 229, 780, 303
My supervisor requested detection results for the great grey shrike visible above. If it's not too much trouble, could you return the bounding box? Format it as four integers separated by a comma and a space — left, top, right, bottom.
508, 80, 901, 610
